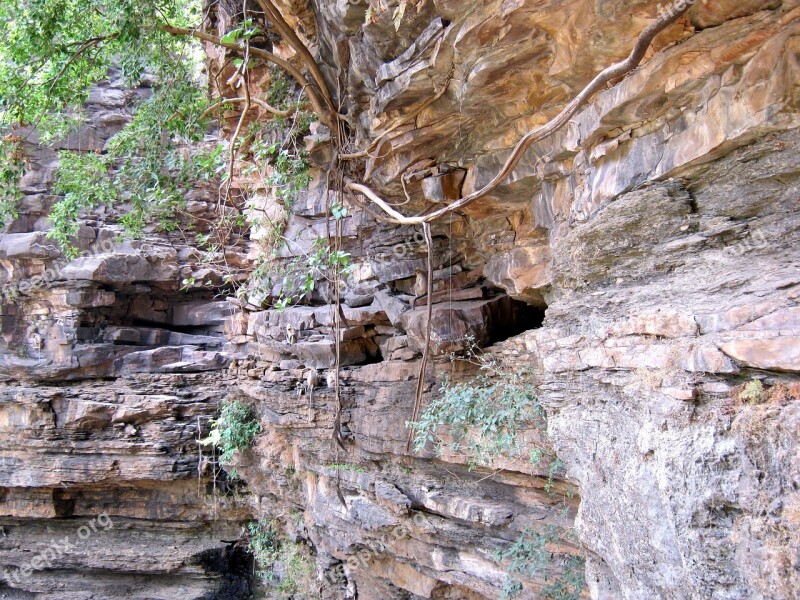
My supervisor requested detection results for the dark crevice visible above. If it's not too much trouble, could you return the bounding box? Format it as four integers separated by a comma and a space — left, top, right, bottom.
489, 297, 546, 345
197, 543, 254, 600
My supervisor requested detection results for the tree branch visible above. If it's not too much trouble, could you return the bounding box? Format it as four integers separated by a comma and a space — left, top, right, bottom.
254, 0, 337, 115
200, 95, 293, 119
161, 24, 334, 126
46, 35, 118, 96
346, 3, 691, 225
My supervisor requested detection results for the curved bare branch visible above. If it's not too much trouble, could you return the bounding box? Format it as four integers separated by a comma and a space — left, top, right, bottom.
254, 0, 337, 115
346, 3, 692, 225
200, 95, 294, 119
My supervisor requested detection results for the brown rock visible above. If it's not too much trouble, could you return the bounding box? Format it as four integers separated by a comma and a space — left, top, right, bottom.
720, 337, 800, 372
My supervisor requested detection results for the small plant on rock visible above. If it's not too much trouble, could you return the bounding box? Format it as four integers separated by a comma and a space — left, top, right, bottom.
245, 234, 352, 311
247, 520, 280, 584
411, 337, 542, 467
201, 399, 260, 479
739, 379, 765, 404
494, 526, 585, 600
246, 519, 316, 599
327, 463, 365, 473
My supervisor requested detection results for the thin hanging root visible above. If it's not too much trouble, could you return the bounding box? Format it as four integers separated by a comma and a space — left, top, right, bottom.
332, 212, 347, 452
345, 3, 692, 225
221, 77, 251, 207
406, 222, 433, 452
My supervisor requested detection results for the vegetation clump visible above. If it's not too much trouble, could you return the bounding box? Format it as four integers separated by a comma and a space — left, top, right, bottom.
326, 463, 365, 473
201, 400, 260, 479
246, 520, 316, 599
0, 135, 25, 228
494, 526, 585, 600
411, 338, 542, 467
739, 379, 765, 404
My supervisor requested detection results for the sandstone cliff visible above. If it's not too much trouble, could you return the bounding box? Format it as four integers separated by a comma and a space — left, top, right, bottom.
1, 1, 798, 599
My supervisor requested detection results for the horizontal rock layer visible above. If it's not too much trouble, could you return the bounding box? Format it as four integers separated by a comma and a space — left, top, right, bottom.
0, 1, 798, 599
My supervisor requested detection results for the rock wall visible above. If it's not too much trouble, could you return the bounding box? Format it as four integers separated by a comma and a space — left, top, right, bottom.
0, 71, 253, 598
1, 1, 799, 599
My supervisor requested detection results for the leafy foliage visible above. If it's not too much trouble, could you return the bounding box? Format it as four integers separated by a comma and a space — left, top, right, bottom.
541, 558, 587, 600
1, 1, 105, 133
265, 70, 293, 110
266, 146, 312, 208
50, 151, 116, 257
246, 520, 316, 599
0, 0, 328, 306
495, 526, 586, 600
247, 520, 281, 583
201, 400, 260, 478
242, 100, 315, 210
0, 0, 201, 131
106, 77, 207, 235
0, 0, 211, 253
411, 338, 542, 467
0, 135, 26, 228
246, 235, 352, 311
220, 17, 260, 45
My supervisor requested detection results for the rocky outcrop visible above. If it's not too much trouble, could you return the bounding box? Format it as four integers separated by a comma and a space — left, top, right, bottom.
526, 130, 800, 599
0, 71, 253, 598
1, 1, 798, 599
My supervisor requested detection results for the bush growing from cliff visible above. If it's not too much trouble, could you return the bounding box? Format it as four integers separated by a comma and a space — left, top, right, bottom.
201, 400, 260, 477
246, 520, 316, 599
411, 339, 543, 467
495, 525, 585, 600
0, 0, 212, 249
0, 135, 25, 228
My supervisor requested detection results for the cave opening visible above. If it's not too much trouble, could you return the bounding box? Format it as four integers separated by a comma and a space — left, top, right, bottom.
197, 543, 254, 600
489, 297, 547, 345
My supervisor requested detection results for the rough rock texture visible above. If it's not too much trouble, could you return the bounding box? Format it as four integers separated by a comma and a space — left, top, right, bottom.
1, 0, 799, 599
0, 72, 253, 598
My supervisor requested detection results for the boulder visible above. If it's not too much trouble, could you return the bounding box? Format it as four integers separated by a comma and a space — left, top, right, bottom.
400, 295, 522, 355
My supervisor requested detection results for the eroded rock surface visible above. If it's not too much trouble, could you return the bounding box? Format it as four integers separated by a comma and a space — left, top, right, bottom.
0, 1, 798, 599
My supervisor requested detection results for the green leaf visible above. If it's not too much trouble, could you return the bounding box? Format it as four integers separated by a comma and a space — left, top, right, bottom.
221, 28, 242, 44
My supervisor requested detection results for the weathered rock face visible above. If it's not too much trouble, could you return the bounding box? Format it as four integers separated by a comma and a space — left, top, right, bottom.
527, 130, 800, 599
0, 70, 253, 598
1, 0, 799, 599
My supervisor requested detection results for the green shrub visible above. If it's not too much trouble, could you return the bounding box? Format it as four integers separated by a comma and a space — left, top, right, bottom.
411, 339, 542, 467
246, 520, 316, 599
50, 151, 116, 258
201, 400, 260, 478
246, 235, 352, 311
495, 526, 585, 600
247, 520, 280, 583
0, 136, 25, 229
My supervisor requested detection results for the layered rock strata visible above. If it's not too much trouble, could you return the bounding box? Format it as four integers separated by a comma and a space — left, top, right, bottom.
0, 1, 798, 599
